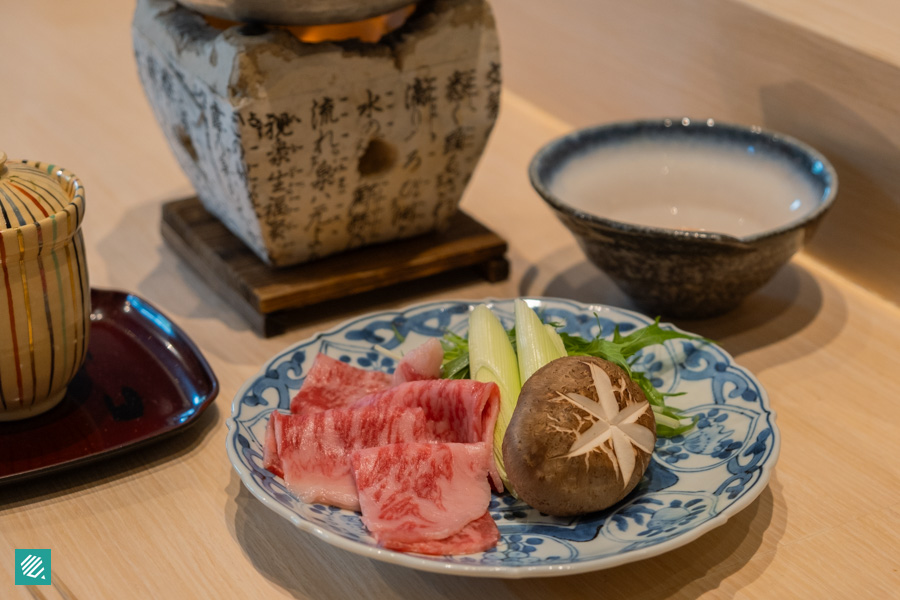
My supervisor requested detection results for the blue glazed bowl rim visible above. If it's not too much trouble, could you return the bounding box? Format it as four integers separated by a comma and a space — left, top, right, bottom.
528, 118, 839, 244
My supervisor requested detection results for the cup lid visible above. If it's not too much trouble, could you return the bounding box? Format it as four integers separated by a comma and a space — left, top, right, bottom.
0, 151, 85, 230
0, 152, 86, 260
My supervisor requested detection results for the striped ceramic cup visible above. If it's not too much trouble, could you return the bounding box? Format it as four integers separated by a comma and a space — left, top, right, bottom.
0, 152, 90, 421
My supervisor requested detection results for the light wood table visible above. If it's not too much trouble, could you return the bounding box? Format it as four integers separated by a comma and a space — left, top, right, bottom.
1, 1, 899, 598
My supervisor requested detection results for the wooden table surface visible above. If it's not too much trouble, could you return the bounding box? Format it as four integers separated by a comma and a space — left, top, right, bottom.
2, 1, 899, 598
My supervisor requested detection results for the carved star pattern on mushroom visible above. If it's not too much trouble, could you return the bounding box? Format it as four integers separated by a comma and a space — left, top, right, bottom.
556, 361, 655, 487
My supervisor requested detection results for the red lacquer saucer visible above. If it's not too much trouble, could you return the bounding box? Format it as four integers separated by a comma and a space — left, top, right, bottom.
0, 289, 218, 483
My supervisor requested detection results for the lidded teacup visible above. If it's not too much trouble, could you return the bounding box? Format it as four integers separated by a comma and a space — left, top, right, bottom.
0, 152, 90, 421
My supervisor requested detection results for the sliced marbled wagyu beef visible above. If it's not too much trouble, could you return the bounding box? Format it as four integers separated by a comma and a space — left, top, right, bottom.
262, 416, 284, 478
390, 337, 445, 385
378, 511, 500, 556
265, 349, 504, 555
351, 442, 496, 553
289, 344, 444, 415
352, 379, 503, 491
268, 405, 430, 511
289, 353, 392, 414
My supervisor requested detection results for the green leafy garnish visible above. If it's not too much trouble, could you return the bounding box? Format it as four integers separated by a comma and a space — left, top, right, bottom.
560, 317, 703, 436
558, 318, 691, 374
441, 311, 706, 438
440, 331, 471, 379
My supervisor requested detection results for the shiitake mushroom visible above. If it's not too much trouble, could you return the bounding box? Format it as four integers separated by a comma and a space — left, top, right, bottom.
502, 355, 656, 516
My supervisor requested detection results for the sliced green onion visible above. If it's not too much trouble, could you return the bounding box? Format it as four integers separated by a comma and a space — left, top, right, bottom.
544, 323, 567, 358
651, 405, 686, 429
514, 299, 567, 383
468, 304, 521, 490
652, 405, 698, 437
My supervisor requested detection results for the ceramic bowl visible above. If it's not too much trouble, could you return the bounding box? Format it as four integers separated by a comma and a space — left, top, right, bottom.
529, 118, 837, 318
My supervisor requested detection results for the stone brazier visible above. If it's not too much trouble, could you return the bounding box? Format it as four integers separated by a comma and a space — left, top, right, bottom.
133, 0, 501, 266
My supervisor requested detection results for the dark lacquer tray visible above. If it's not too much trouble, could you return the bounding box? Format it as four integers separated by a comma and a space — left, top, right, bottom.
0, 289, 218, 484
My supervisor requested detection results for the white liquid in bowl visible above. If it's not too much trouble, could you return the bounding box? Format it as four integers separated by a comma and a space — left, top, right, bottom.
549, 139, 823, 238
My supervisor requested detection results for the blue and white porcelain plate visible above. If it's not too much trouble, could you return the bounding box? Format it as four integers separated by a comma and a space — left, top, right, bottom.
226, 298, 779, 578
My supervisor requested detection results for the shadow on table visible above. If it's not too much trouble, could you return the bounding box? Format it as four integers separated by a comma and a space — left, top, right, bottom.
0, 404, 218, 510
521, 246, 847, 364
228, 468, 784, 599
229, 470, 392, 599
94, 198, 251, 335
761, 79, 900, 306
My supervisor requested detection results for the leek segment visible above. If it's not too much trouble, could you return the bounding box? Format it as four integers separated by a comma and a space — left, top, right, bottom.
515, 299, 567, 382
468, 305, 521, 490
544, 324, 567, 358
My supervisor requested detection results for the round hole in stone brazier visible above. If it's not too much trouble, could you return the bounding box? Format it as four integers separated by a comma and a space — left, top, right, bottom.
358, 138, 397, 176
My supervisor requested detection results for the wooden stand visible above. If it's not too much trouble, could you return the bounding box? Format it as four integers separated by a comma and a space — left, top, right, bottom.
161, 197, 509, 337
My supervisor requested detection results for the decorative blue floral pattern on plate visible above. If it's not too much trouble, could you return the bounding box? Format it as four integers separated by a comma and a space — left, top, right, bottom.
226, 298, 779, 578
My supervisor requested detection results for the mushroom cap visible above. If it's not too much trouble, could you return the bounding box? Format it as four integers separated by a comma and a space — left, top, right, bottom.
502, 355, 656, 516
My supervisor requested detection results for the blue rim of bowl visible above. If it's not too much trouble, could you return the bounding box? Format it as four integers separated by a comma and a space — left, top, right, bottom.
528, 118, 839, 245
